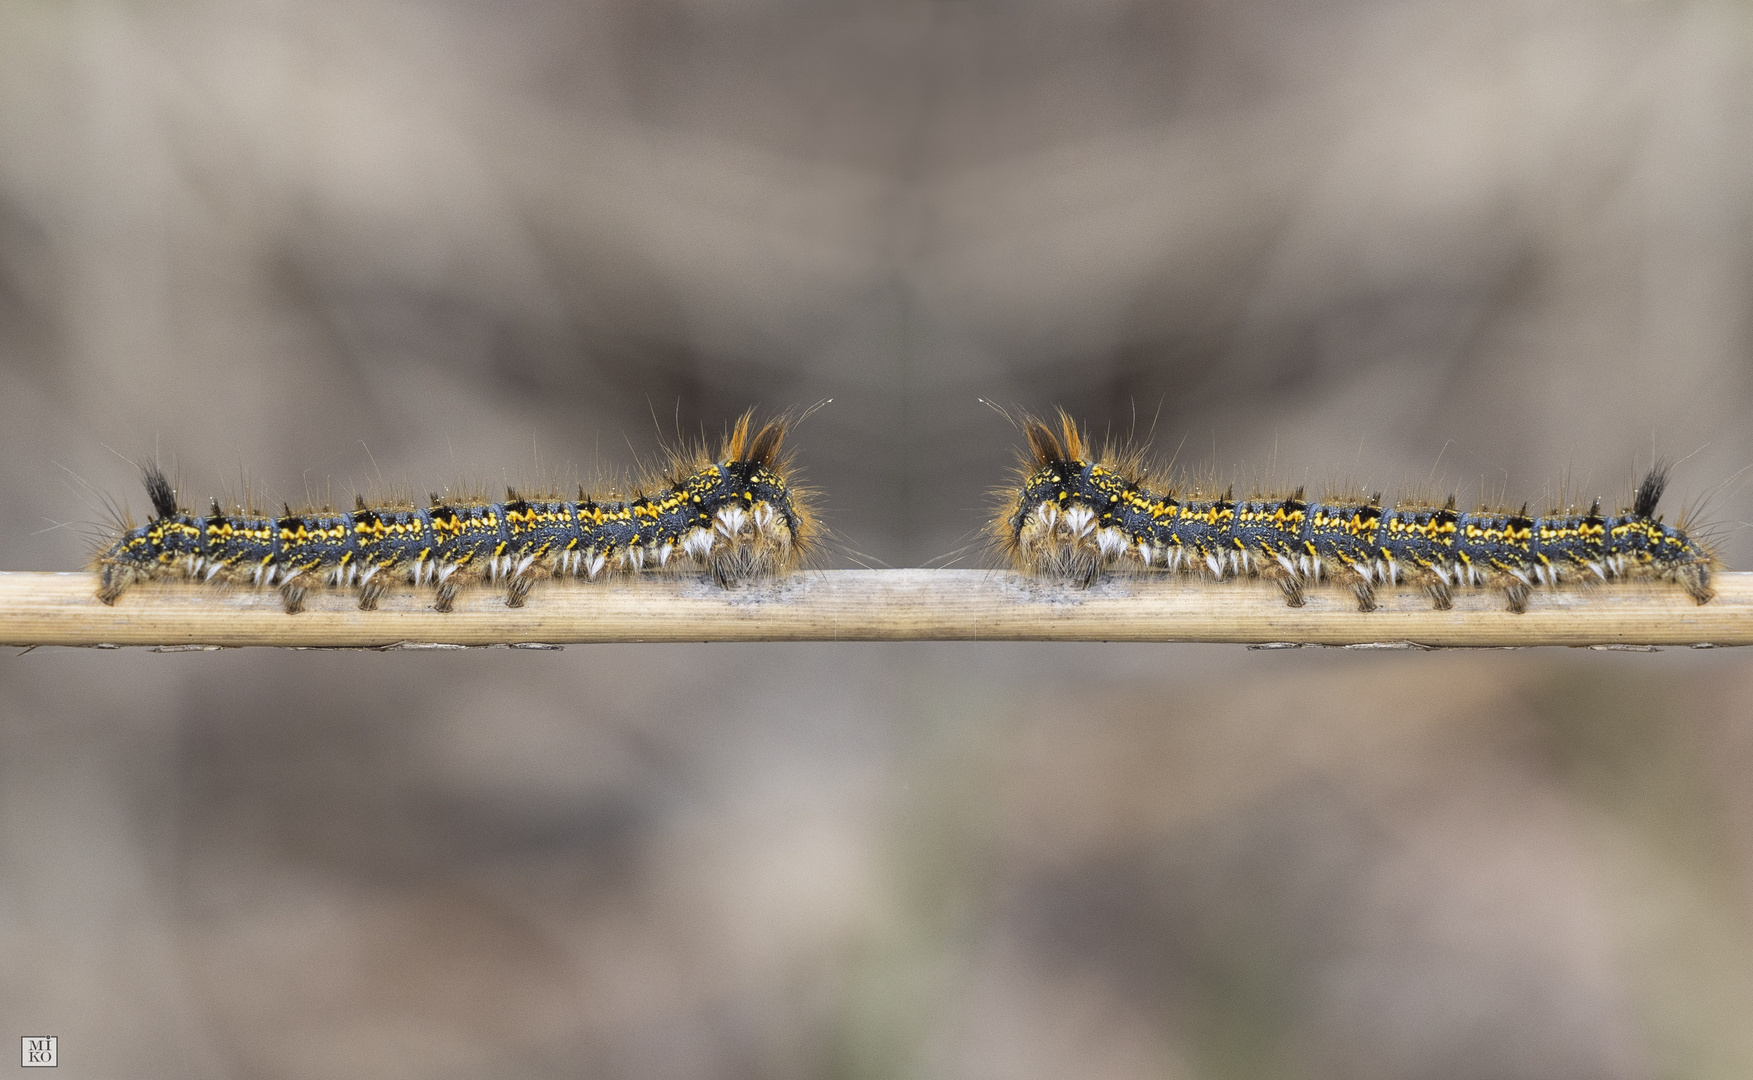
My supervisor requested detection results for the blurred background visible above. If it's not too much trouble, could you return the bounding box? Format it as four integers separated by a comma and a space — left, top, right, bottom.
5, 1, 1753, 1077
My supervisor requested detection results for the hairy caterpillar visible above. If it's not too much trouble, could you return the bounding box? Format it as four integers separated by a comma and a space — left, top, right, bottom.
94, 414, 809, 613
997, 412, 1718, 613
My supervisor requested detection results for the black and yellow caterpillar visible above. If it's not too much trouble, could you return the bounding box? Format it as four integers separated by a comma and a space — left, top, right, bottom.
94, 415, 809, 613
997, 412, 1717, 612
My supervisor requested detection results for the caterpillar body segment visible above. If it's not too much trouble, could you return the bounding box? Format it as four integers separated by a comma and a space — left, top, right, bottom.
999, 413, 1718, 612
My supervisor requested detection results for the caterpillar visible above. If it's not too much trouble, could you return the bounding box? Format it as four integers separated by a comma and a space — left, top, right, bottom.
996, 412, 1718, 612
93, 414, 809, 613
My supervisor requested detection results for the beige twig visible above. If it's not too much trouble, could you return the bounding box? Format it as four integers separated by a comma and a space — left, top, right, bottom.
1, 570, 1748, 649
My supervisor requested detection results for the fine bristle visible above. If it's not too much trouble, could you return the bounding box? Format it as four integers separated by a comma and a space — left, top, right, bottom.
745, 419, 786, 468
143, 466, 178, 520
1633, 465, 1668, 519
722, 413, 753, 461
1054, 409, 1088, 463
700, 411, 791, 474
1024, 419, 1066, 467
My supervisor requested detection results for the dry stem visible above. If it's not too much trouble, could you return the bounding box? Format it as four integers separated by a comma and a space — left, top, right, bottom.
1, 570, 1748, 649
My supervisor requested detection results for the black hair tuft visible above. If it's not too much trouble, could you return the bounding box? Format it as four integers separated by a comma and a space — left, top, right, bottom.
143, 466, 178, 520
1633, 466, 1669, 519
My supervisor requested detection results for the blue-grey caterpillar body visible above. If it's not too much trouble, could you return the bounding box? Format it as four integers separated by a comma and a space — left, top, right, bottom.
94, 415, 808, 613
999, 413, 1717, 613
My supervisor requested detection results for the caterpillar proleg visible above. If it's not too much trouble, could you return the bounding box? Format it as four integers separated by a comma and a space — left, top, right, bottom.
996, 412, 1718, 613
94, 414, 810, 613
